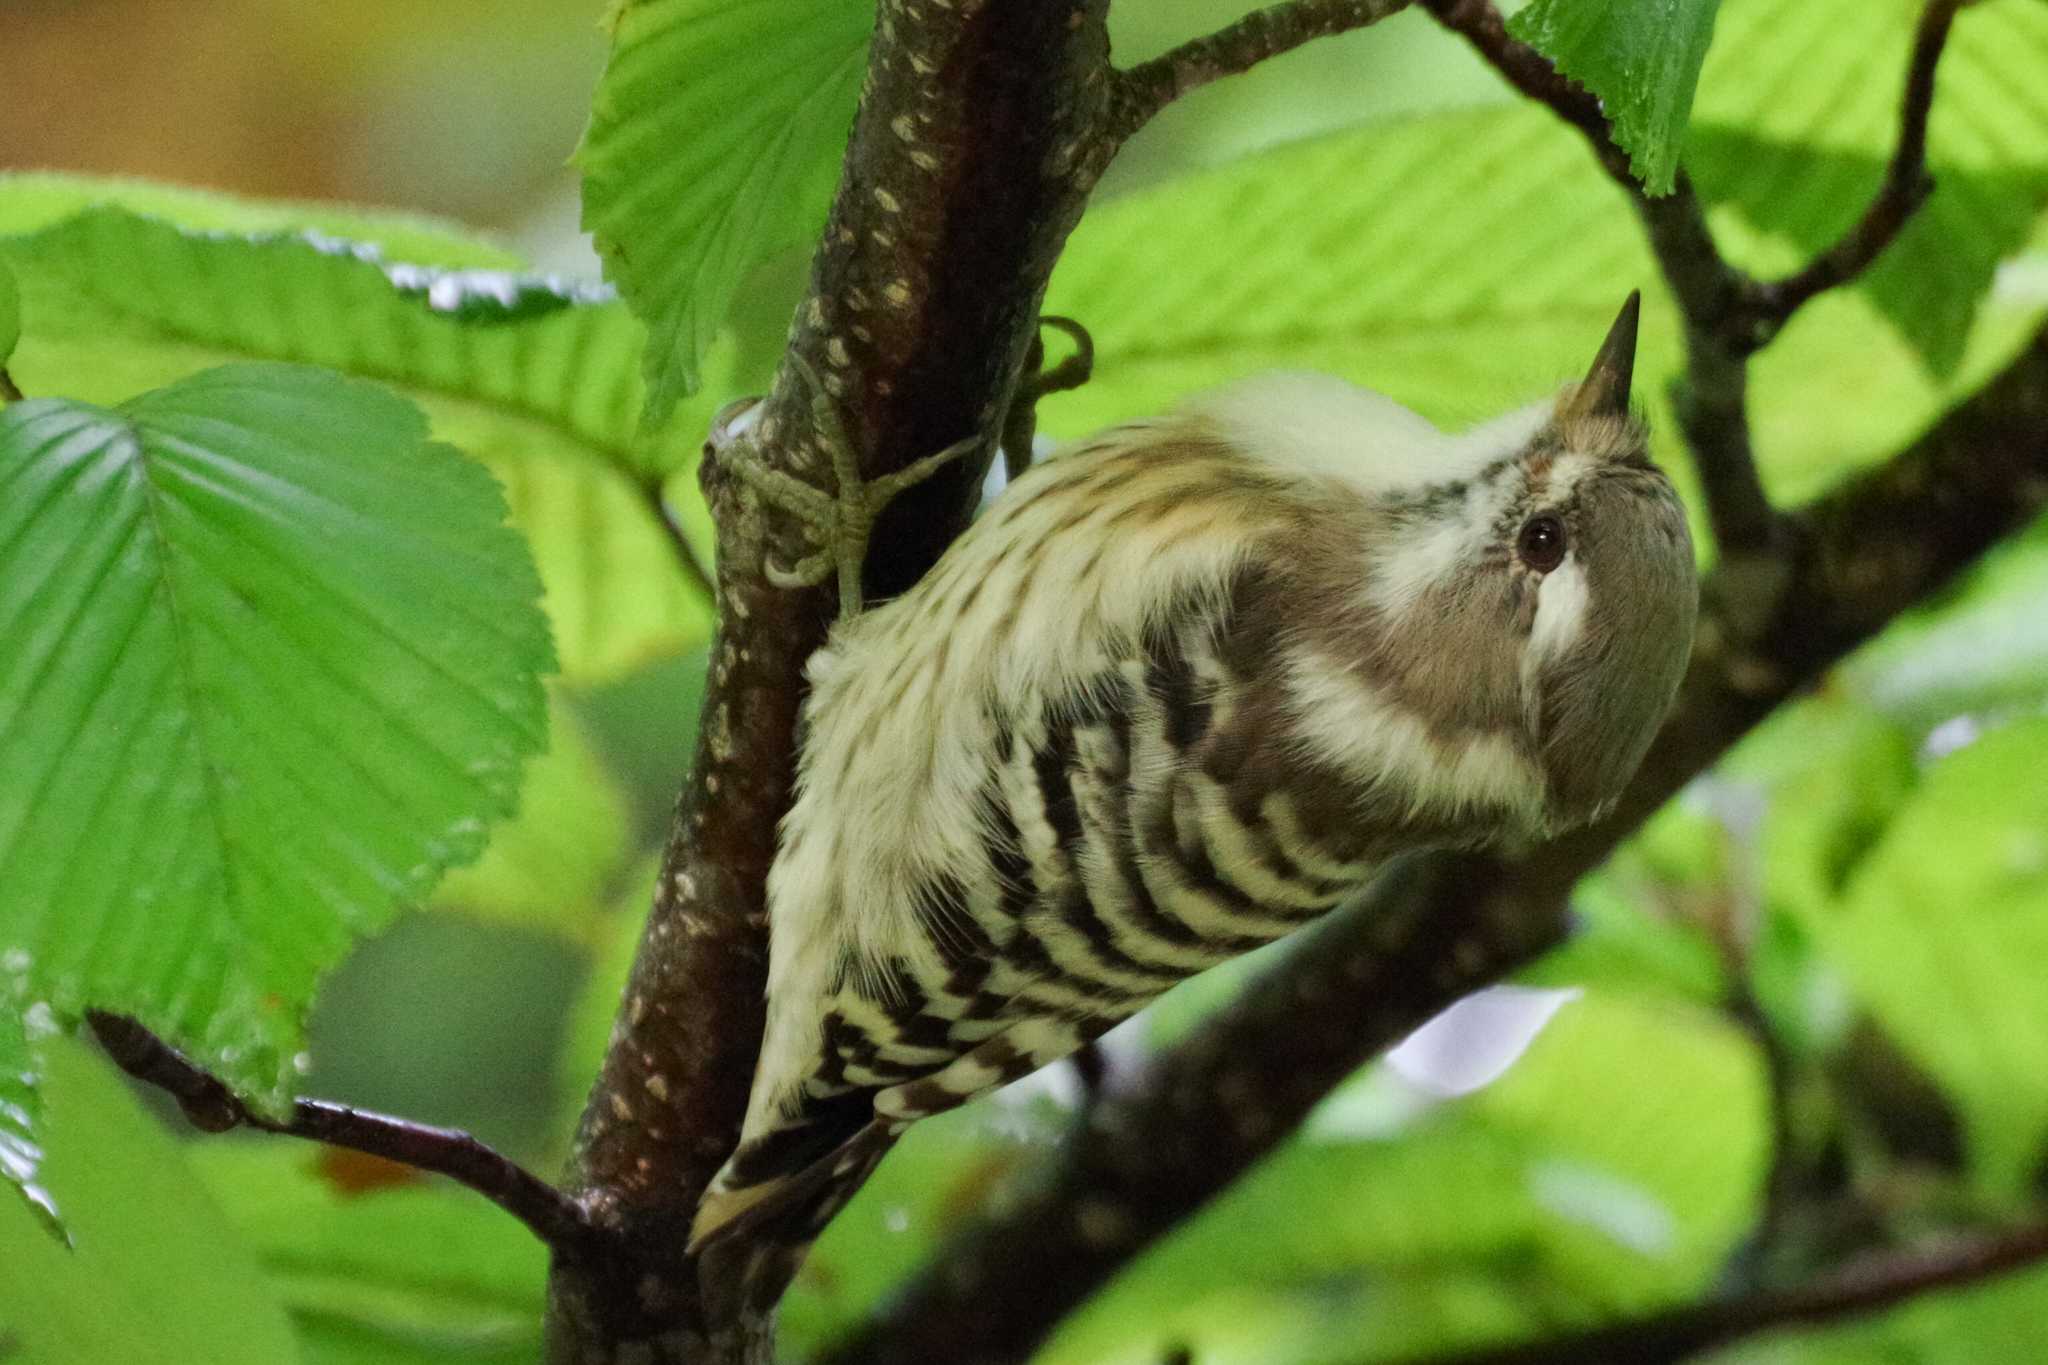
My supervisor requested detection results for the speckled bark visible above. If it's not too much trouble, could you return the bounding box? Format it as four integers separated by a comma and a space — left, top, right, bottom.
543, 2, 1116, 1360
823, 328, 2048, 1365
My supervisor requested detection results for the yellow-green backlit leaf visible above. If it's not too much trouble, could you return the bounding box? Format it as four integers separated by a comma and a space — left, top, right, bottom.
0, 366, 551, 1129
0, 182, 724, 682
578, 0, 869, 421
1509, 0, 1724, 195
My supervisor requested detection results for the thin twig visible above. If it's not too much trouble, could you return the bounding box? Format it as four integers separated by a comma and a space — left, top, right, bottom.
85, 1010, 596, 1254
0, 370, 23, 403
1414, 1220, 2048, 1365
1719, 973, 1807, 1285
641, 474, 718, 603
1109, 0, 1415, 145
1744, 0, 1964, 341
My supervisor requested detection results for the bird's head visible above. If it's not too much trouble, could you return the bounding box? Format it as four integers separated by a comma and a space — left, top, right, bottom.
1503, 294, 1697, 825
1240, 293, 1697, 836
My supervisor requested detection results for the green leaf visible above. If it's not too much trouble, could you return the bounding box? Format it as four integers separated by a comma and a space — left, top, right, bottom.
1814, 718, 2048, 1194
0, 998, 47, 1230
1755, 703, 1919, 933
429, 691, 633, 939
1695, 0, 2048, 164
1508, 0, 1724, 195
0, 365, 551, 1122
577, 0, 870, 420
1045, 103, 1660, 440
1842, 521, 2048, 724
0, 183, 724, 682
186, 1141, 545, 1364
1474, 993, 1768, 1301
0, 172, 522, 272
0, 1037, 301, 1364
0, 258, 18, 376
1688, 0, 2048, 380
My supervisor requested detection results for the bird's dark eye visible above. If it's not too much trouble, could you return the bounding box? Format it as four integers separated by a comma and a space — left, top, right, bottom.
1517, 515, 1567, 573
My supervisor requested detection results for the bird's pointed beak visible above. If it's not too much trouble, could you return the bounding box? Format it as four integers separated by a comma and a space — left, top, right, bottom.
1561, 290, 1640, 423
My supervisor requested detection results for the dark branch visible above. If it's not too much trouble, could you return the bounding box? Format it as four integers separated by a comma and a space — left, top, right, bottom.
1420, 1220, 2048, 1365
1744, 0, 1964, 338
546, 4, 1121, 1359
85, 1010, 595, 1254
1717, 973, 1808, 1287
824, 323, 2048, 1365
0, 369, 22, 403
1109, 0, 1415, 144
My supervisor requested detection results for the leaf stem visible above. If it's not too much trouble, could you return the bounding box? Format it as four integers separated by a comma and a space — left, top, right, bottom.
641, 474, 718, 602
1108, 0, 1416, 145
85, 1010, 597, 1255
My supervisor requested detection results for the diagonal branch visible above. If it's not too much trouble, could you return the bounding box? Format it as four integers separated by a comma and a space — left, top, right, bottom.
86, 1010, 596, 1254
1744, 0, 1965, 339
1108, 0, 1416, 145
820, 852, 1566, 1365
1416, 1219, 2048, 1365
822, 321, 2048, 1365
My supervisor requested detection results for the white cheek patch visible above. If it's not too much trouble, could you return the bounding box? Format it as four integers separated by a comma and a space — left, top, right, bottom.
1369, 515, 1471, 619
1528, 555, 1590, 662
1369, 474, 1516, 620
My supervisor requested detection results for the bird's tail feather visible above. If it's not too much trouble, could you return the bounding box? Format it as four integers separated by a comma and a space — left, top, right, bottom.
692, 1116, 899, 1318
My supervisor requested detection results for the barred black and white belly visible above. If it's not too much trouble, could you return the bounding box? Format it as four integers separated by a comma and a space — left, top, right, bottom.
796, 603, 1375, 1116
